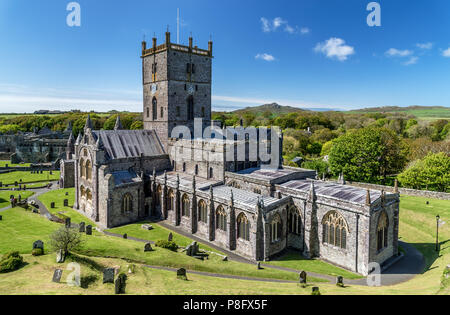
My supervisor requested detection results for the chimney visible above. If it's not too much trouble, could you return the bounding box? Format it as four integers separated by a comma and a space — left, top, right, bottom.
208, 40, 213, 56
165, 31, 171, 45
152, 37, 157, 49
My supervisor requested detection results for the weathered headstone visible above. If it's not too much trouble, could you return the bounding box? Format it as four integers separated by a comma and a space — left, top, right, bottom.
0, 215, 3, 221
86, 225, 92, 235
56, 249, 65, 263
14, 181, 18, 186
18, 194, 22, 202
336, 276, 344, 287
52, 269, 63, 283
63, 199, 69, 207
50, 171, 53, 175
177, 268, 187, 280
115, 274, 127, 294
222, 256, 228, 262
144, 243, 152, 252
50, 202, 55, 209
32, 208, 39, 214
33, 240, 44, 251
65, 192, 69, 196
299, 271, 307, 284
123, 233, 128, 239
79, 222, 86, 233
103, 268, 115, 284
312, 287, 320, 295
257, 262, 262, 270
64, 217, 71, 228
0, 182, 2, 187
168, 232, 173, 242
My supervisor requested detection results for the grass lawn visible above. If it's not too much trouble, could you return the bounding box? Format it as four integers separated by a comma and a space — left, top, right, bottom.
0, 161, 31, 168
37, 188, 95, 226
0, 170, 60, 186
108, 221, 223, 254
0, 190, 34, 208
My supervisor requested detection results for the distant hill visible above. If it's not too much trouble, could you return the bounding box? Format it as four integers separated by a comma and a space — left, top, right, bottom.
347, 106, 450, 120
230, 103, 308, 115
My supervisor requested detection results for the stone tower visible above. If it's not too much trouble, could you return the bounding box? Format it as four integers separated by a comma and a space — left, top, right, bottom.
141, 32, 213, 150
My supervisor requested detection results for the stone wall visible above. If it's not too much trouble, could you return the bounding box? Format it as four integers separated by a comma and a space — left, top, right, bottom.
346, 181, 450, 200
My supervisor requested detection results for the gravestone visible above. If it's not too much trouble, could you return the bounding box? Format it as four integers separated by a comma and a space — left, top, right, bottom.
312, 287, 320, 294
20, 179, 22, 182
23, 185, 26, 190
33, 240, 44, 251
65, 217, 71, 228
123, 233, 128, 239
115, 274, 127, 294
56, 249, 65, 263
222, 256, 228, 262
144, 243, 152, 252
14, 181, 18, 186
0, 182, 2, 187
86, 225, 92, 235
168, 233, 173, 242
52, 269, 63, 283
336, 276, 344, 287
257, 262, 262, 270
32, 208, 39, 214
63, 199, 69, 207
299, 271, 307, 284
18, 195, 22, 202
103, 268, 115, 284
50, 202, 55, 209
79, 222, 86, 233
186, 241, 199, 257
177, 268, 187, 280
65, 192, 69, 196
50, 171, 53, 175
0, 215, 2, 221
426, 201, 430, 205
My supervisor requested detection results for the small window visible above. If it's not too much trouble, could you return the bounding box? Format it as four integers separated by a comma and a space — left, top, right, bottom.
176, 106, 180, 117
146, 107, 149, 118
195, 165, 199, 175
160, 107, 164, 118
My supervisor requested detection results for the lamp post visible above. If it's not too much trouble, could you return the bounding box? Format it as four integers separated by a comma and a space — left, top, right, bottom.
436, 215, 440, 252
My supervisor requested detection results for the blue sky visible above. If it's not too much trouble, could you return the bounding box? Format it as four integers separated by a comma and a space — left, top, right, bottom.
0, 0, 450, 113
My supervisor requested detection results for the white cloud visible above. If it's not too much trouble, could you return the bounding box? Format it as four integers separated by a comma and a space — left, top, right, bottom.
255, 53, 275, 62
385, 48, 413, 57
300, 27, 310, 34
314, 38, 355, 61
273, 17, 287, 30
284, 25, 295, 34
416, 42, 433, 50
442, 48, 450, 57
260, 17, 271, 33
403, 56, 419, 66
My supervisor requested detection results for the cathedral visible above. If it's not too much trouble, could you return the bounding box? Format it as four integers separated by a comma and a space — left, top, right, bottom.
61, 32, 400, 276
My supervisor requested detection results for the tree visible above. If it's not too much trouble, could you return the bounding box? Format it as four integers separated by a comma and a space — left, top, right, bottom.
328, 127, 409, 183
49, 227, 83, 255
398, 152, 450, 192
302, 160, 329, 177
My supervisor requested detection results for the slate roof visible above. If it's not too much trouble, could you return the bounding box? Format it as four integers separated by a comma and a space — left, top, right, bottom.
279, 180, 382, 205
93, 130, 165, 160
111, 170, 142, 186
212, 185, 280, 211
233, 167, 315, 184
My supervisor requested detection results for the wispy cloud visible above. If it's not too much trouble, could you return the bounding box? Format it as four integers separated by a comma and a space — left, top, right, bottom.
416, 42, 433, 50
260, 17, 309, 35
255, 53, 276, 62
403, 56, 419, 66
442, 48, 450, 58
314, 38, 355, 61
385, 48, 413, 57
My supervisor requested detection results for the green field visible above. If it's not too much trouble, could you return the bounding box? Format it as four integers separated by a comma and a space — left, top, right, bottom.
0, 170, 59, 186
0, 193, 448, 294
37, 188, 95, 226
0, 190, 34, 208
0, 161, 31, 168
346, 106, 450, 121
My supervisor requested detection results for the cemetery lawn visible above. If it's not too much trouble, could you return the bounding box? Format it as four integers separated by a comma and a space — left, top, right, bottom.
0, 190, 34, 208
37, 188, 96, 226
0, 161, 31, 168
0, 170, 60, 185
107, 221, 223, 254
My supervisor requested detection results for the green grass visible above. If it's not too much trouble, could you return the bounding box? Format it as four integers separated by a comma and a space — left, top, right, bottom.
0, 161, 31, 168
0, 190, 34, 208
108, 221, 222, 254
266, 251, 363, 279
37, 188, 95, 226
0, 170, 60, 186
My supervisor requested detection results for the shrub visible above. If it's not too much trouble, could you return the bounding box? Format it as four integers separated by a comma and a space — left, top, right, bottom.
32, 248, 44, 256
0, 251, 24, 273
155, 240, 179, 252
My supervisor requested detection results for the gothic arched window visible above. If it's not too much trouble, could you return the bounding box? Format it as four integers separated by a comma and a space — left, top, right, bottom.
182, 194, 190, 217
216, 206, 227, 231
187, 96, 194, 120
198, 199, 207, 223
322, 211, 348, 249
85, 160, 92, 181
152, 97, 157, 121
122, 193, 133, 213
237, 213, 250, 241
270, 214, 282, 243
80, 159, 85, 178
288, 207, 302, 235
377, 211, 389, 251
168, 189, 174, 211
155, 185, 162, 207
86, 189, 92, 202
80, 186, 86, 199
